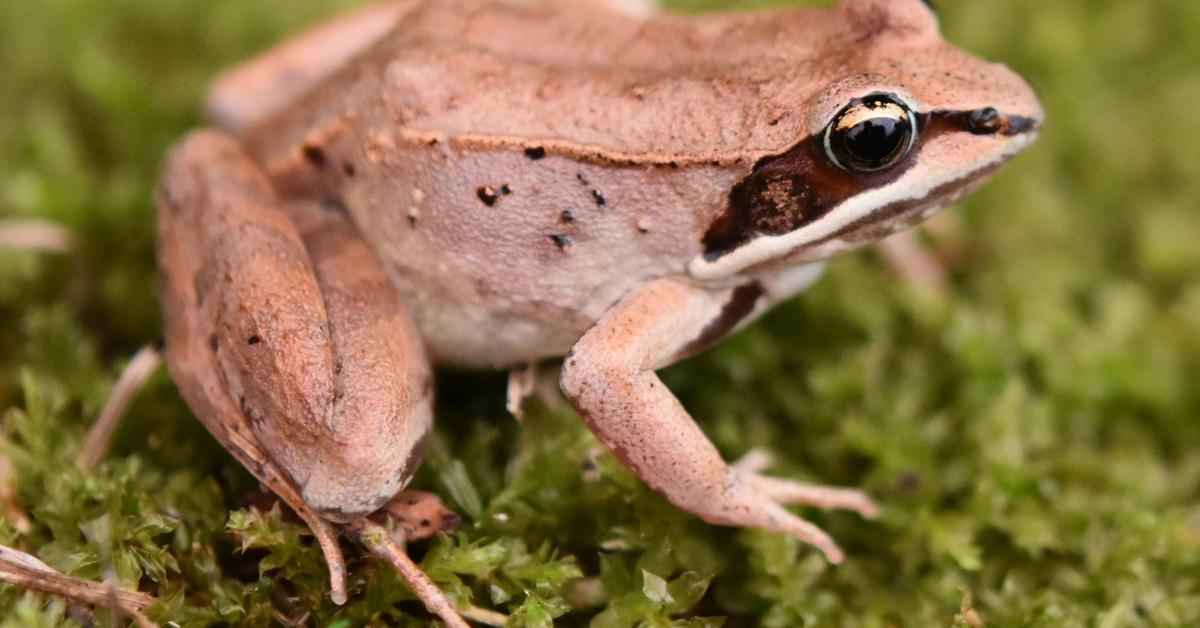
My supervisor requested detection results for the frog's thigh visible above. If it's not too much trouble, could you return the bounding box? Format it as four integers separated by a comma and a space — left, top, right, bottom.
207, 1, 418, 133
286, 199, 435, 521
560, 279, 850, 563
157, 130, 432, 522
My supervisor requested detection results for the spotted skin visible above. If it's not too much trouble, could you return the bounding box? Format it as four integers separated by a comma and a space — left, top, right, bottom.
157, 0, 1042, 612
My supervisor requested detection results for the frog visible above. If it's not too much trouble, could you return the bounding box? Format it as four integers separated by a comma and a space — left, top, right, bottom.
155, 0, 1041, 619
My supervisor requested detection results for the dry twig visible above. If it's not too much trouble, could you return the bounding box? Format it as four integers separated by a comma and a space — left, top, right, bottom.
0, 220, 75, 254
220, 427, 349, 605
349, 519, 470, 628
505, 363, 538, 420
76, 346, 163, 471
0, 545, 157, 627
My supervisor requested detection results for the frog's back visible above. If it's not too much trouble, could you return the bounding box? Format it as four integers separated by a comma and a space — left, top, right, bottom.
235, 0, 925, 165
214, 0, 949, 368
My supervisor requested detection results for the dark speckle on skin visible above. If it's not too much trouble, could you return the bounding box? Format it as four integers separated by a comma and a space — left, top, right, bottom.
342, 162, 356, 177
524, 146, 546, 160
560, 209, 575, 223
476, 184, 512, 207
303, 145, 326, 168
591, 190, 606, 207
247, 335, 262, 346
549, 234, 572, 251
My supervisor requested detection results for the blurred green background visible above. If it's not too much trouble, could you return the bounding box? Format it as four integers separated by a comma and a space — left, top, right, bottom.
1, 0, 1198, 625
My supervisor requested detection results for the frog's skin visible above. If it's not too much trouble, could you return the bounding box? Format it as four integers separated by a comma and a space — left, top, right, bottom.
156, 0, 1042, 596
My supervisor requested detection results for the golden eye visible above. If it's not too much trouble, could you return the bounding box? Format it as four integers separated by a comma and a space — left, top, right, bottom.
823, 93, 919, 174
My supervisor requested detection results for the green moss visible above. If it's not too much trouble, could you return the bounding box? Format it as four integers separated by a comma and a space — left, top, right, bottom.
1, 0, 1198, 625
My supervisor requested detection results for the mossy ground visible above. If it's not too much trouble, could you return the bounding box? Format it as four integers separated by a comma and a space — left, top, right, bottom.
2, 0, 1199, 625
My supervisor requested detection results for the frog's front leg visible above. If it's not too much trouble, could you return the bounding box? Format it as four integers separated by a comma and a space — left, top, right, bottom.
560, 279, 875, 563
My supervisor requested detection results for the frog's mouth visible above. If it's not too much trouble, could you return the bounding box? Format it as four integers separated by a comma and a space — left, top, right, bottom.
785, 158, 1008, 261
688, 107, 1040, 280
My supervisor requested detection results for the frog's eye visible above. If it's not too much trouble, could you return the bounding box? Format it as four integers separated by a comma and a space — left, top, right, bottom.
823, 93, 919, 174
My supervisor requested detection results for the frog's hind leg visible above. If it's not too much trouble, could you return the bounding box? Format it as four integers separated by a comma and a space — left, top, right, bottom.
733, 450, 877, 515
159, 129, 433, 521
207, 1, 418, 134
560, 279, 877, 564
156, 132, 353, 602
156, 131, 458, 623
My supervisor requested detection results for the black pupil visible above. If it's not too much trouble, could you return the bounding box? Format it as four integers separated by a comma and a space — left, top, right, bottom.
843, 116, 905, 164
827, 95, 916, 173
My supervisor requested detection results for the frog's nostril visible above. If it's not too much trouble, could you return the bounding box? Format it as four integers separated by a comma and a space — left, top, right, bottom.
960, 107, 1039, 137
966, 107, 1001, 134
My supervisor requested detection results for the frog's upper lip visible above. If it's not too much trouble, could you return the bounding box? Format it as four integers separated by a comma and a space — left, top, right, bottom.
687, 127, 1038, 281
1002, 114, 1040, 136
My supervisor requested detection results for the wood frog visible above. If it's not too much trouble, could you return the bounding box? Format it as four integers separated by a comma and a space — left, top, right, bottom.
156, 0, 1041, 618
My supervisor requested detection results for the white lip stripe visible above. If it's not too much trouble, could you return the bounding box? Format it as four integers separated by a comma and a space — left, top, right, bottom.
687, 132, 1037, 281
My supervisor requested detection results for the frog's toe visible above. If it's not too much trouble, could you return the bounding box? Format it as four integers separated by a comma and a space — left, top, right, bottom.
740, 472, 878, 519
704, 479, 846, 564
732, 448, 878, 517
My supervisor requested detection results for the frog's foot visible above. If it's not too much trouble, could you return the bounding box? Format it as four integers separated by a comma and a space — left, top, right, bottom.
349, 519, 470, 628
561, 279, 872, 564
878, 230, 947, 295
733, 450, 877, 518
377, 490, 462, 542
707, 475, 847, 563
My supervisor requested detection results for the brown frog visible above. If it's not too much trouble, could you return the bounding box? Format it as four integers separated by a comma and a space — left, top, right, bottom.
156, 0, 1041, 620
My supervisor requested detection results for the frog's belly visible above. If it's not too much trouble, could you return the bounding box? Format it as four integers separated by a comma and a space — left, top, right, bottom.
375, 244, 666, 368
344, 150, 733, 369
398, 287, 592, 368
363, 218, 691, 369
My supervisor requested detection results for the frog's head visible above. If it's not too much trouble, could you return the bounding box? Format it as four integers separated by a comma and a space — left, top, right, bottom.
688, 0, 1043, 280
